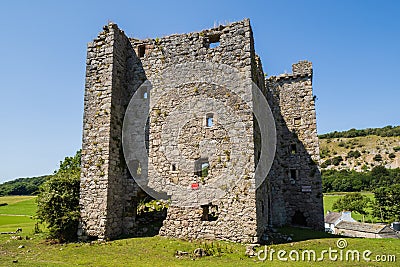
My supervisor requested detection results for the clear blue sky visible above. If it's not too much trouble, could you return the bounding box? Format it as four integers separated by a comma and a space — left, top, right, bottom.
0, 0, 399, 183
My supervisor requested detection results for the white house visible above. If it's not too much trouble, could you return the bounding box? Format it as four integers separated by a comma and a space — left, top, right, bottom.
324, 211, 356, 234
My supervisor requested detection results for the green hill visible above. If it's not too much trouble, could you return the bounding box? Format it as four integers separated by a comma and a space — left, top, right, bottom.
0, 176, 49, 196
319, 126, 400, 171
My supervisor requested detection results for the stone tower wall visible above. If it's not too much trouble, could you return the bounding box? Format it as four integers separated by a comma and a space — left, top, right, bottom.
79, 24, 146, 240
127, 19, 261, 243
265, 61, 324, 230
79, 20, 324, 242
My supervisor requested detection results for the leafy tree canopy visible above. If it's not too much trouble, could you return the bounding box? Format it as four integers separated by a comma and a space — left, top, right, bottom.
332, 192, 371, 215
319, 125, 400, 139
372, 185, 400, 222
36, 150, 81, 242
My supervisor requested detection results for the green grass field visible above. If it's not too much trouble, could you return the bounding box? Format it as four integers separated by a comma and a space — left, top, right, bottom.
323, 192, 381, 223
0, 196, 398, 266
0, 196, 37, 232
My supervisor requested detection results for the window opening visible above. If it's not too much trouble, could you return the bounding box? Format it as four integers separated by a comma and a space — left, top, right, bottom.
290, 169, 298, 180
201, 204, 218, 221
290, 144, 297, 154
138, 45, 145, 57
206, 113, 214, 127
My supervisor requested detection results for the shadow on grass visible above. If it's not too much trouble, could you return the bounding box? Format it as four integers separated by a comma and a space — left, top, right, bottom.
273, 226, 340, 243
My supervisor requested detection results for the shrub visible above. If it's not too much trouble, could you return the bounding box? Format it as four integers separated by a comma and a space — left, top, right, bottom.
394, 146, 400, 152
361, 164, 369, 171
338, 141, 346, 147
331, 156, 343, 166
373, 154, 383, 162
347, 150, 361, 159
320, 148, 330, 158
137, 199, 169, 215
36, 151, 81, 242
372, 185, 400, 222
332, 192, 370, 215
389, 153, 396, 159
320, 159, 332, 168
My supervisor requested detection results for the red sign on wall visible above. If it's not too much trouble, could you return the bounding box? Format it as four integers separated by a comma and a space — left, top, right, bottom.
191, 183, 199, 189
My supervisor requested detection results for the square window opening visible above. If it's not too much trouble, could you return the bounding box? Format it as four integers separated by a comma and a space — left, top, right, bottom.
209, 34, 220, 44
290, 169, 298, 180
138, 45, 145, 58
206, 113, 214, 127
194, 158, 209, 180
201, 204, 218, 221
294, 117, 301, 126
290, 144, 297, 154
210, 41, 220, 48
204, 34, 221, 49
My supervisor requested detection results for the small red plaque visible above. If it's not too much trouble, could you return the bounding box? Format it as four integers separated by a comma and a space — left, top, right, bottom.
191, 183, 199, 189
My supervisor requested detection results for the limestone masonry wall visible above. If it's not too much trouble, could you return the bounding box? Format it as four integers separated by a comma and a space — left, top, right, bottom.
266, 61, 323, 230
79, 19, 324, 243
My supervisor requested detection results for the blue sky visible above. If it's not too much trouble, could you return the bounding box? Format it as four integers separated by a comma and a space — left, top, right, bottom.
0, 0, 399, 182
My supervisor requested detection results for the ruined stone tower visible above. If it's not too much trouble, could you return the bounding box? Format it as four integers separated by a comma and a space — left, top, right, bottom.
78, 19, 324, 242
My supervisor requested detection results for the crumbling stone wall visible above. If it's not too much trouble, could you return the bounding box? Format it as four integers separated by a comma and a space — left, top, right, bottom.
79, 24, 146, 240
265, 61, 324, 230
79, 19, 324, 242
132, 19, 259, 243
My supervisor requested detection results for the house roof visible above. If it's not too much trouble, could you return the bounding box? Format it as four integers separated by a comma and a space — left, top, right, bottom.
335, 221, 387, 234
324, 212, 341, 224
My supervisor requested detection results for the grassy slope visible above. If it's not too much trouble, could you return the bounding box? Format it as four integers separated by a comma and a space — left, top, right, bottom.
0, 196, 37, 232
0, 196, 37, 216
319, 135, 400, 171
0, 196, 399, 266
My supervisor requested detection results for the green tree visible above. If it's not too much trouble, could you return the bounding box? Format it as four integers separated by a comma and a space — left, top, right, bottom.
373, 154, 383, 162
332, 192, 370, 217
0, 175, 48, 196
321, 159, 332, 168
36, 150, 81, 242
318, 125, 400, 139
331, 156, 343, 166
372, 185, 400, 222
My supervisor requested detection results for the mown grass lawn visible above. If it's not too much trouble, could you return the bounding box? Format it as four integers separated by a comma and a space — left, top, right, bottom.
0, 196, 398, 266
0, 196, 37, 216
0, 196, 37, 232
323, 192, 380, 222
1, 231, 398, 266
